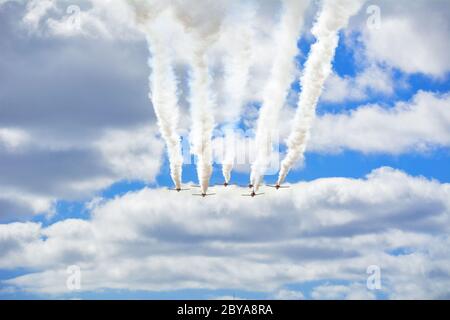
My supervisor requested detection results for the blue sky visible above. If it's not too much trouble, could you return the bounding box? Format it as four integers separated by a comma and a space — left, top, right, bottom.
1, 0, 450, 300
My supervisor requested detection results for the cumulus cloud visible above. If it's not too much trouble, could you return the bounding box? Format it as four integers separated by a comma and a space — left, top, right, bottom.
318, 0, 449, 106
309, 91, 450, 154
0, 128, 30, 151
352, 0, 450, 77
0, 124, 163, 221
0, 188, 55, 219
23, 0, 58, 30
1, 167, 449, 298
94, 126, 163, 182
0, 4, 166, 220
321, 64, 395, 103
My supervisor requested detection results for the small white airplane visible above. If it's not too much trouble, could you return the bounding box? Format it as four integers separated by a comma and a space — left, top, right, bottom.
266, 184, 290, 190
241, 190, 264, 198
192, 193, 216, 198
169, 187, 190, 192
215, 181, 237, 187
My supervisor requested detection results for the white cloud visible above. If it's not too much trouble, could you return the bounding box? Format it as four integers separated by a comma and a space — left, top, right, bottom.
0, 188, 55, 219
0, 221, 42, 256
1, 167, 449, 298
0, 128, 30, 151
0, 125, 163, 220
46, 1, 140, 39
95, 126, 164, 182
352, 0, 450, 77
15, 0, 140, 39
22, 0, 55, 29
309, 91, 450, 154
321, 64, 394, 103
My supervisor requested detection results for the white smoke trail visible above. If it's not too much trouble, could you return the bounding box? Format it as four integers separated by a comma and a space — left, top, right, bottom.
277, 0, 364, 185
172, 0, 225, 194
250, 0, 309, 190
127, 1, 183, 189
221, 2, 256, 184
189, 46, 215, 194
147, 34, 183, 189
128, 0, 224, 193
221, 130, 234, 184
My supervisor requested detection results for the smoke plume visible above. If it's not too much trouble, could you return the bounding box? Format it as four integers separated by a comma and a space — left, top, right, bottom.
147, 35, 183, 189
277, 0, 364, 185
221, 2, 256, 184
250, 0, 309, 190
129, 0, 226, 193
173, 1, 226, 194
128, 1, 184, 189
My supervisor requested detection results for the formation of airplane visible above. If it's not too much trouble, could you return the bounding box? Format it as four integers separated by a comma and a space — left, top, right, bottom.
171, 181, 289, 198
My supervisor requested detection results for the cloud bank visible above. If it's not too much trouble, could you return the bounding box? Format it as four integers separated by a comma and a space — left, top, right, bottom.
1, 167, 449, 299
